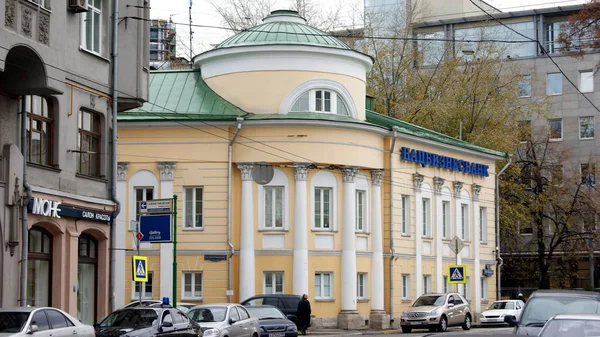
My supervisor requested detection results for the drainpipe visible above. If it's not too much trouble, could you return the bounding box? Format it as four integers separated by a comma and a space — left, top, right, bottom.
495, 155, 511, 300
227, 117, 244, 303
19, 98, 32, 306
109, 0, 121, 312
388, 127, 398, 323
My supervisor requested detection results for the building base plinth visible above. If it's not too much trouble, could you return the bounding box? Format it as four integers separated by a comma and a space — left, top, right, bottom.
338, 310, 363, 330
369, 310, 390, 330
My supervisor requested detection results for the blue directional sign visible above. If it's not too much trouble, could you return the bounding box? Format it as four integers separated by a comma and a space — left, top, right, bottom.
132, 256, 148, 282
448, 264, 467, 284
139, 214, 172, 243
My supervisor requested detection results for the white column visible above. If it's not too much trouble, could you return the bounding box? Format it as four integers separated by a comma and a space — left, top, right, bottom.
114, 162, 129, 310
453, 181, 464, 293
158, 162, 176, 301
473, 184, 482, 315
293, 163, 311, 296
414, 173, 424, 297
370, 170, 385, 311
238, 163, 255, 302
434, 177, 445, 293
341, 166, 358, 311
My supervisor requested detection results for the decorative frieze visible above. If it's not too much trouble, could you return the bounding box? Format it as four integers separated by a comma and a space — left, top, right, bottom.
293, 163, 311, 181
237, 163, 254, 181
371, 170, 385, 186
21, 5, 32, 37
341, 166, 358, 183
157, 161, 176, 181
413, 173, 424, 192
38, 11, 49, 45
472, 184, 481, 201
433, 176, 445, 195
453, 181, 464, 198
117, 162, 129, 181
5, 0, 16, 29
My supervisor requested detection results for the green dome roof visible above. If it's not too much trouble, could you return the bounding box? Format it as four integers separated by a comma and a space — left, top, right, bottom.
215, 10, 351, 50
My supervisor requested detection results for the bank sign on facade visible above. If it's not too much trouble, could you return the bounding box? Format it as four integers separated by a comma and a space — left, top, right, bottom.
400, 147, 490, 177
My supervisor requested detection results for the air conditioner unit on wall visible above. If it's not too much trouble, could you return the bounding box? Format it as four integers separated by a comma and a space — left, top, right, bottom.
68, 0, 88, 13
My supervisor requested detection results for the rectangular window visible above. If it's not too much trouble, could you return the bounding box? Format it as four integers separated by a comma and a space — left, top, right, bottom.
77, 110, 101, 177
264, 272, 284, 294
518, 75, 531, 97
547, 73, 562, 95
314, 272, 332, 299
519, 120, 532, 142
134, 272, 153, 299
519, 221, 534, 235
357, 273, 367, 299
442, 201, 450, 239
182, 272, 202, 299
580, 116, 595, 140
83, 0, 102, 54
423, 275, 431, 294
315, 90, 332, 112
135, 187, 154, 222
21, 95, 53, 166
265, 186, 284, 229
401, 274, 410, 299
314, 188, 332, 229
463, 277, 470, 299
356, 190, 366, 232
422, 198, 431, 237
481, 277, 488, 300
580, 70, 594, 93
184, 187, 203, 229
401, 195, 410, 235
479, 207, 487, 243
461, 204, 469, 241
549, 119, 563, 140
582, 163, 596, 186
443, 275, 449, 293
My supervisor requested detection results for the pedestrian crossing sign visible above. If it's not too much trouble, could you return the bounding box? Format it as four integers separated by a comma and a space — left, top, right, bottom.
447, 264, 467, 284
132, 256, 148, 282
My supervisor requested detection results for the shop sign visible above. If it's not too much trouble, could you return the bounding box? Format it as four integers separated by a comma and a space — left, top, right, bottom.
31, 198, 62, 218
29, 197, 113, 223
400, 147, 490, 177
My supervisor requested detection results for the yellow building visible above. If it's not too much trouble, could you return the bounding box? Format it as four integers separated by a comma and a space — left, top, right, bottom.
115, 10, 507, 330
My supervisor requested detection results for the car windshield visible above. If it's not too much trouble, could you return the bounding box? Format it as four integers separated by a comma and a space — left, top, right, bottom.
489, 301, 514, 310
0, 312, 30, 333
540, 318, 600, 337
99, 309, 158, 329
520, 297, 600, 327
246, 307, 286, 320
188, 307, 227, 323
412, 295, 446, 307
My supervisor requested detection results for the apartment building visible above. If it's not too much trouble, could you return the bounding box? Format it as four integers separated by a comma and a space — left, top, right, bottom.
149, 18, 181, 70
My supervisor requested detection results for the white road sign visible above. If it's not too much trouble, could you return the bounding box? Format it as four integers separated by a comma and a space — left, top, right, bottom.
139, 199, 173, 214
449, 236, 465, 255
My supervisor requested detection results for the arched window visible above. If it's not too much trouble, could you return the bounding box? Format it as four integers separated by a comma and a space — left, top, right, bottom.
290, 89, 350, 115
20, 95, 54, 166
77, 234, 98, 325
27, 227, 52, 307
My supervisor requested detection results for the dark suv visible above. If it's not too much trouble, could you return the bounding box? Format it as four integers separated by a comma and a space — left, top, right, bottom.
505, 289, 600, 336
241, 294, 302, 324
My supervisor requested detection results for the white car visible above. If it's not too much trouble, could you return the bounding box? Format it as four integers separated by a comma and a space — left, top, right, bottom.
479, 299, 525, 325
187, 304, 260, 337
0, 306, 95, 337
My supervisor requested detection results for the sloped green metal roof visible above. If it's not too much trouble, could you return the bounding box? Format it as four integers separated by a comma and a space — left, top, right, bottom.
120, 69, 246, 119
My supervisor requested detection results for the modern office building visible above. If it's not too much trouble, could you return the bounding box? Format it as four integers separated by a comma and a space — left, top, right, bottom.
149, 18, 181, 70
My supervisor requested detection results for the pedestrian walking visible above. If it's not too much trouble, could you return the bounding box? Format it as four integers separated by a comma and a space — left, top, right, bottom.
297, 293, 312, 335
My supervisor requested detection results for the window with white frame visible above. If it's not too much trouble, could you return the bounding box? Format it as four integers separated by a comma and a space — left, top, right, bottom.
480, 207, 487, 243
184, 187, 203, 229
82, 0, 102, 54
546, 73, 562, 95
461, 204, 469, 241
581, 163, 596, 186
182, 272, 202, 299
549, 118, 563, 140
135, 187, 154, 222
442, 201, 450, 239
423, 275, 432, 294
443, 275, 449, 293
291, 89, 350, 116
401, 195, 410, 235
314, 272, 332, 299
356, 190, 366, 232
580, 70, 594, 93
314, 187, 332, 229
422, 198, 431, 237
264, 272, 284, 294
357, 273, 367, 299
133, 272, 153, 299
463, 277, 470, 300
401, 274, 410, 299
264, 186, 284, 229
580, 116, 595, 140
481, 277, 488, 300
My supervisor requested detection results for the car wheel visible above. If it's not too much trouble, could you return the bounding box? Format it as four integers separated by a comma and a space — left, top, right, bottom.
462, 314, 472, 330
401, 326, 412, 333
438, 316, 448, 332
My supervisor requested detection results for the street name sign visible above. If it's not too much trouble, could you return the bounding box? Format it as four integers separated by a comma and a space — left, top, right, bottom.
139, 199, 173, 214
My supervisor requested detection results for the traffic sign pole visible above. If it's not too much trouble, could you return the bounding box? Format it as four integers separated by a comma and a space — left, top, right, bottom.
136, 222, 141, 305
172, 194, 178, 308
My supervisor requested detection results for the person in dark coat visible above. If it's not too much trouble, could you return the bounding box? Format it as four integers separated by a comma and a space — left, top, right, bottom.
517, 293, 527, 303
296, 294, 312, 335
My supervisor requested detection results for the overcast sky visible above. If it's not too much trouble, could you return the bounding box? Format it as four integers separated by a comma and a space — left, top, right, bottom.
147, 0, 587, 57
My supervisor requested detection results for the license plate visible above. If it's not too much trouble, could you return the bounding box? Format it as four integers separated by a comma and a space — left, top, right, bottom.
269, 333, 285, 337
410, 322, 422, 325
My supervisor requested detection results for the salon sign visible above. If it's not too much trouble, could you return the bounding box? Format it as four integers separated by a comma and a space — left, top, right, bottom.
29, 197, 113, 223
31, 197, 62, 218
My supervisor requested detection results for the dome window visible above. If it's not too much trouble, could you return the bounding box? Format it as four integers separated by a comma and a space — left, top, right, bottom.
290, 89, 351, 116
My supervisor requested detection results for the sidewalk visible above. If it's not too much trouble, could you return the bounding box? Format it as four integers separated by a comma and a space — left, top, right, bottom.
307, 323, 492, 336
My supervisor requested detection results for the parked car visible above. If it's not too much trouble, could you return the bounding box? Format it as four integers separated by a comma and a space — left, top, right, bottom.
400, 292, 472, 333
0, 306, 95, 337
187, 303, 260, 337
94, 307, 201, 337
121, 300, 197, 314
241, 294, 301, 325
479, 299, 525, 325
245, 305, 298, 337
504, 289, 600, 336
538, 313, 600, 337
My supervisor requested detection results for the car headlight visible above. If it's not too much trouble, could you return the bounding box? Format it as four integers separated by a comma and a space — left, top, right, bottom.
203, 328, 220, 336
286, 325, 297, 331
479, 314, 485, 319
261, 326, 267, 332
401, 311, 407, 317
428, 310, 438, 316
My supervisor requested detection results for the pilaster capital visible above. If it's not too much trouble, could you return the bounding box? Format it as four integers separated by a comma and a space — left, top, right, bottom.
472, 183, 482, 201
117, 162, 129, 181
157, 161, 176, 181
453, 181, 464, 198
294, 163, 312, 181
413, 173, 424, 192
341, 166, 359, 183
237, 163, 254, 181
433, 176, 445, 195
371, 170, 385, 186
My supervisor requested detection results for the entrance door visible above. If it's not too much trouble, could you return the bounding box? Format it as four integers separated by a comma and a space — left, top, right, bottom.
77, 234, 98, 325
27, 227, 52, 306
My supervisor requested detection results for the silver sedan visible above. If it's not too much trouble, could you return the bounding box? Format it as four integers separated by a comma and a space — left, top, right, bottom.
0, 306, 95, 337
187, 304, 260, 337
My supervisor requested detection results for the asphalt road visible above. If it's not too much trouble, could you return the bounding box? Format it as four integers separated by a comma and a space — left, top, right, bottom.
308, 326, 514, 337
